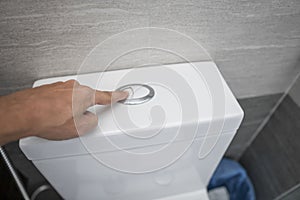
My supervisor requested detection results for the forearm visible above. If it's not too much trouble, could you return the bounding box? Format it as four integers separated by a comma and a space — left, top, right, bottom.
0, 81, 127, 146
0, 94, 31, 145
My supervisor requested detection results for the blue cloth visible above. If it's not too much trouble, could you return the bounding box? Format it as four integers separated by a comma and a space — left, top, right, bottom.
208, 158, 255, 200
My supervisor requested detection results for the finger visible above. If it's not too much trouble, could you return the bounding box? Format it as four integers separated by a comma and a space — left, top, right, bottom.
94, 90, 128, 105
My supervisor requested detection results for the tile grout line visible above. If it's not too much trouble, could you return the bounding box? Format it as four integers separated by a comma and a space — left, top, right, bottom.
238, 69, 300, 159
274, 183, 300, 200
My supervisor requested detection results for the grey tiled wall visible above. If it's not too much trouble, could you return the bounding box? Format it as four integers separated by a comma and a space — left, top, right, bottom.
0, 1, 300, 158
1, 0, 299, 97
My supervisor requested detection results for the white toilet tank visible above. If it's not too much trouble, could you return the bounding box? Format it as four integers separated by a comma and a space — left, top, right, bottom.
20, 62, 243, 200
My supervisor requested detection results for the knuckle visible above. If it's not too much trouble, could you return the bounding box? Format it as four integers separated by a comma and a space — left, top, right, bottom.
82, 86, 93, 96
65, 79, 79, 86
78, 86, 94, 104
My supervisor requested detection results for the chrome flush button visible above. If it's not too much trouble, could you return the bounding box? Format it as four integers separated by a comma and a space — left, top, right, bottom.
116, 84, 155, 105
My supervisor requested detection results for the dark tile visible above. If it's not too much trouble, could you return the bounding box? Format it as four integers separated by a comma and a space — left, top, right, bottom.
229, 123, 260, 147
225, 145, 244, 161
240, 95, 300, 200
277, 184, 300, 200
225, 94, 282, 159
289, 76, 300, 107
238, 93, 282, 125
225, 122, 260, 159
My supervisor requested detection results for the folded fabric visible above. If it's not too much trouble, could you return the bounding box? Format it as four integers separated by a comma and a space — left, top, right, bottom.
208, 158, 256, 200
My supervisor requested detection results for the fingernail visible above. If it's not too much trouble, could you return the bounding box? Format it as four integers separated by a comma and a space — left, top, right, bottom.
112, 91, 129, 102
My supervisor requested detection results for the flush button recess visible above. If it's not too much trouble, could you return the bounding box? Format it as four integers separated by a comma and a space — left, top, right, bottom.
116, 84, 155, 105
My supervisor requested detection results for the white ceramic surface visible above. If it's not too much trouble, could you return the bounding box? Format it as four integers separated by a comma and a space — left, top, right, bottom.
20, 62, 243, 199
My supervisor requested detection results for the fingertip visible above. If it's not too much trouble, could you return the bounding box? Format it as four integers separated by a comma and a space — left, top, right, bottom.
111, 91, 129, 103
95, 90, 128, 105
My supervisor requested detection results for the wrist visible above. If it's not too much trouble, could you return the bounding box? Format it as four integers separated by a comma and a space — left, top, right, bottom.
0, 94, 33, 141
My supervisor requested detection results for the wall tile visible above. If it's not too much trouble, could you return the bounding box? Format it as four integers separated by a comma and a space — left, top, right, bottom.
289, 73, 300, 107
225, 93, 282, 159
277, 184, 300, 200
0, 0, 299, 97
238, 93, 283, 125
225, 122, 260, 159
240, 95, 300, 200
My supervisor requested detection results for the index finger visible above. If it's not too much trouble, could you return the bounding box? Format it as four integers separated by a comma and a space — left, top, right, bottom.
94, 90, 129, 105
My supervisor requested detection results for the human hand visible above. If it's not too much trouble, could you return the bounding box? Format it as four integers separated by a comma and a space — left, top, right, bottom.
0, 80, 128, 145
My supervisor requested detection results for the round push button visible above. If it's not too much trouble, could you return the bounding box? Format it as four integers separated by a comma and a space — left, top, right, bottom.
116, 84, 155, 105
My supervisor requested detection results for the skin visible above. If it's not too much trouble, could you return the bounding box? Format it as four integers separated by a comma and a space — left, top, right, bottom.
0, 80, 128, 146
